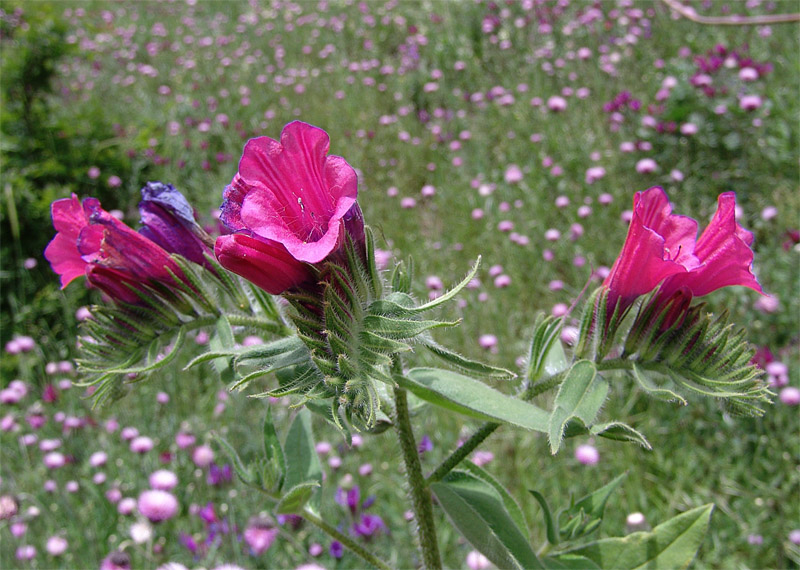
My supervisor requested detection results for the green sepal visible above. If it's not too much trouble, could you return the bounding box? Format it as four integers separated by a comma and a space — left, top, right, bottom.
526, 313, 568, 383
390, 256, 413, 293
631, 363, 688, 406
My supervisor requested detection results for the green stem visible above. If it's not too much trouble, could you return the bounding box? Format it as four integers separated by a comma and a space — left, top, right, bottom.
393, 361, 442, 570
302, 509, 393, 570
427, 421, 499, 483
427, 370, 570, 484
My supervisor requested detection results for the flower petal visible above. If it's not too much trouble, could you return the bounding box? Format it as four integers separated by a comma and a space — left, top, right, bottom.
603, 187, 695, 310
234, 121, 358, 263
214, 233, 314, 295
664, 192, 762, 297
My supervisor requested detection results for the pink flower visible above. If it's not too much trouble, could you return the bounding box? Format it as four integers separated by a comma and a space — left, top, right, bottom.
635, 158, 658, 174
575, 444, 599, 465
44, 195, 188, 304
243, 518, 279, 555
215, 121, 362, 294
137, 490, 179, 522
739, 95, 762, 111
604, 188, 761, 315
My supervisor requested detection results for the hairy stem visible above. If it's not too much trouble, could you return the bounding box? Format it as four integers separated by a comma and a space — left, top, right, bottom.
393, 360, 442, 569
302, 509, 393, 570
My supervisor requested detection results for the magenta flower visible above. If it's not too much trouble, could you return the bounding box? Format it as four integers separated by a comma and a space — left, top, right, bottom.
604, 187, 762, 315
44, 195, 187, 304
215, 121, 362, 294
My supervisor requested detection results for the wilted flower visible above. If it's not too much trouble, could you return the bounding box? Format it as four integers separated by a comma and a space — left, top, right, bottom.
215, 121, 362, 294
138, 181, 215, 267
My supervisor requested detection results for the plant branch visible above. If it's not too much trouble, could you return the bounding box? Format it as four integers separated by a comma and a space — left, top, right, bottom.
393, 359, 442, 570
301, 509, 393, 570
661, 0, 800, 25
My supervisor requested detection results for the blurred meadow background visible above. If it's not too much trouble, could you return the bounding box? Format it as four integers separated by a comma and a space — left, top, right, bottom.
1, 0, 798, 568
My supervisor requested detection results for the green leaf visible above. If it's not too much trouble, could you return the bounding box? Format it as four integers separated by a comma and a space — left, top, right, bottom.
262, 406, 285, 492
422, 339, 515, 380
462, 462, 529, 535
591, 422, 652, 450
400, 368, 549, 432
548, 361, 608, 454
211, 433, 255, 485
275, 482, 320, 514
563, 504, 714, 570
544, 554, 601, 570
631, 363, 688, 406
431, 471, 543, 570
528, 490, 559, 545
283, 409, 323, 513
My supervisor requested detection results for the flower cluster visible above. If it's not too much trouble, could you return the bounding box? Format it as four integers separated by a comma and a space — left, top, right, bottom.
45, 183, 211, 306
602, 186, 762, 320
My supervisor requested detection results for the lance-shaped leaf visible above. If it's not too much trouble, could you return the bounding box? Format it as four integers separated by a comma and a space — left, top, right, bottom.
431, 470, 543, 570
548, 361, 608, 454
283, 409, 322, 514
462, 461, 529, 535
562, 504, 714, 570
544, 554, 601, 569
262, 405, 285, 492
421, 338, 515, 380
363, 314, 459, 339
400, 368, 549, 432
529, 490, 559, 545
